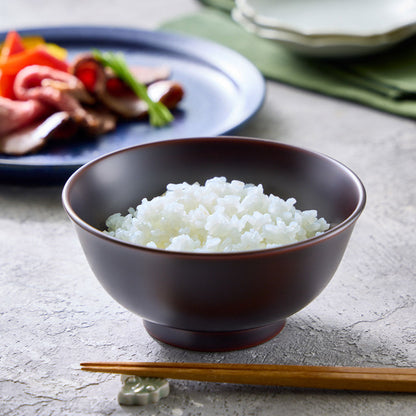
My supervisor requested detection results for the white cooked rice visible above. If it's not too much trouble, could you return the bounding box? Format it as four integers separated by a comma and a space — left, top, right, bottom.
104, 177, 330, 253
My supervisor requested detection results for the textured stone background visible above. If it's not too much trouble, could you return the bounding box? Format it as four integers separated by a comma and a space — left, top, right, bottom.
1, 1, 416, 415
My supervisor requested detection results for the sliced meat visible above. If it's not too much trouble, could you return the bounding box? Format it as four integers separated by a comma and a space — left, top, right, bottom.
14, 65, 92, 120
71, 53, 170, 90
147, 80, 185, 109
102, 67, 171, 97
130, 65, 170, 85
71, 55, 136, 116
95, 80, 185, 119
1, 54, 184, 155
80, 107, 117, 136
41, 78, 94, 104
0, 112, 74, 155
71, 53, 181, 119
14, 65, 90, 102
96, 94, 149, 119
0, 107, 117, 155
0, 96, 51, 136
71, 54, 144, 118
71, 54, 107, 94
13, 64, 112, 134
92, 80, 184, 119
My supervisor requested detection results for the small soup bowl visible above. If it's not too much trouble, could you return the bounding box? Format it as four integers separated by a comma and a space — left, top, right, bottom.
62, 137, 366, 351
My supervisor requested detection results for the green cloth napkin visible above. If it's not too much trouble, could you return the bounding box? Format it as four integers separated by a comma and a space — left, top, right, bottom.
161, 6, 416, 119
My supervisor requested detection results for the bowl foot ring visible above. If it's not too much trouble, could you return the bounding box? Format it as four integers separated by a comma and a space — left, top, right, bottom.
143, 319, 286, 351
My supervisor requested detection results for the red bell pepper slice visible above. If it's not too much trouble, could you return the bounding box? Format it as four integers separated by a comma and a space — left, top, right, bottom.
0, 31, 27, 98
0, 31, 25, 63
0, 74, 16, 99
0, 45, 69, 75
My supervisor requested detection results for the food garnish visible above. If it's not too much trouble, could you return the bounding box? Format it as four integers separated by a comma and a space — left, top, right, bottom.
92, 50, 173, 127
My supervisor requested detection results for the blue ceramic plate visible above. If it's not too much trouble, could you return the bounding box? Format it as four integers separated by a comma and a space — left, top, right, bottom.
0, 26, 265, 184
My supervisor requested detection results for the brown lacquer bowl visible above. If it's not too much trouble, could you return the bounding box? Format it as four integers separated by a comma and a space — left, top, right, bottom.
62, 137, 366, 351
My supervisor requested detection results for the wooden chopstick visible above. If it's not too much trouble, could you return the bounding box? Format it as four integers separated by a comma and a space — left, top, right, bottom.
80, 362, 416, 392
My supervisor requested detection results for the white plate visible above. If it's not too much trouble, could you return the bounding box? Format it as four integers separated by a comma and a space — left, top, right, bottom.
237, 0, 416, 38
232, 4, 416, 58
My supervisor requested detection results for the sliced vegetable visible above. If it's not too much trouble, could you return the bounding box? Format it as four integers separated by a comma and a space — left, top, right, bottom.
0, 74, 17, 99
0, 31, 25, 63
44, 43, 68, 61
0, 31, 70, 99
0, 45, 69, 75
0, 32, 26, 97
0, 45, 69, 98
19, 35, 45, 50
93, 49, 173, 127
2, 34, 68, 61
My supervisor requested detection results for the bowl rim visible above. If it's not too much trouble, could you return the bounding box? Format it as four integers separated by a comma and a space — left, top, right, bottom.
62, 136, 366, 259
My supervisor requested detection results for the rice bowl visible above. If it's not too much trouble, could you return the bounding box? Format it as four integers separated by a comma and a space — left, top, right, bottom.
62, 137, 366, 351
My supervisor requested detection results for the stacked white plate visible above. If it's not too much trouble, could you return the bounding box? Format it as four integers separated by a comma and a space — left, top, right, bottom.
232, 0, 416, 58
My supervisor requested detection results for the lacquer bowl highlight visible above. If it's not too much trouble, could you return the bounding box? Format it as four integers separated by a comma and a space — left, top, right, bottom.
62, 137, 366, 351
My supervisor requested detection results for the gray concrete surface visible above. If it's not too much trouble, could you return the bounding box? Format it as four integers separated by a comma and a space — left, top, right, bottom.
1, 1, 415, 415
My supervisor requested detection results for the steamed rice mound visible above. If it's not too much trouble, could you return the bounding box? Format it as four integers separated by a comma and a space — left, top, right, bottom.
104, 177, 330, 253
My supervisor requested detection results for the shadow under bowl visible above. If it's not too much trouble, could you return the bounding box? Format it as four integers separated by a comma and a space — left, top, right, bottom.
62, 137, 366, 351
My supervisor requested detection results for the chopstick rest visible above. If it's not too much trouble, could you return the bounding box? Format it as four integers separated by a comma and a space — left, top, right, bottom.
81, 362, 416, 393
118, 374, 170, 406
